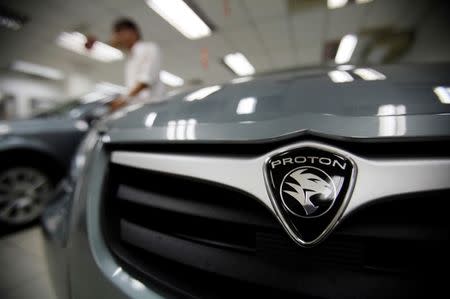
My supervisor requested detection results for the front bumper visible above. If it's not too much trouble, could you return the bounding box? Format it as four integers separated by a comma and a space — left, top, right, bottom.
43, 134, 450, 299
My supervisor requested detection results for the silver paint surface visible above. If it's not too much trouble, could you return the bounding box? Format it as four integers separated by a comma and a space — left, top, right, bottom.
103, 64, 450, 143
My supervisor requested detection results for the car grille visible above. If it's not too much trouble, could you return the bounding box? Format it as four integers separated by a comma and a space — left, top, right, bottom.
102, 159, 449, 299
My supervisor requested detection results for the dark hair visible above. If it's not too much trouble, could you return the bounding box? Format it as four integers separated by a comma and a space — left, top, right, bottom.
113, 18, 141, 39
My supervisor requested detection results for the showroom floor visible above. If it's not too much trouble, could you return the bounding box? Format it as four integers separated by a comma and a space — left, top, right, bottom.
0, 226, 56, 299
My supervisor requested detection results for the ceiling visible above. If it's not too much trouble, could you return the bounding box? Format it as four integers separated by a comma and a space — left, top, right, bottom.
0, 0, 449, 88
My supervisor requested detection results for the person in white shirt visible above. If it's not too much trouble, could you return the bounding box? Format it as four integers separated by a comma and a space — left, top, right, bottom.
86, 18, 164, 111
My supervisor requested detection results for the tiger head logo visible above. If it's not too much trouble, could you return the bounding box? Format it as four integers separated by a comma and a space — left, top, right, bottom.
281, 167, 336, 217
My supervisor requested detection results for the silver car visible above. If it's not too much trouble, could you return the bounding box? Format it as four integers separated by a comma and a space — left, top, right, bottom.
0, 98, 110, 226
43, 64, 450, 299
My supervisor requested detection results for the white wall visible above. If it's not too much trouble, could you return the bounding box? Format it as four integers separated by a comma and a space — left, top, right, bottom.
0, 68, 97, 119
0, 71, 65, 118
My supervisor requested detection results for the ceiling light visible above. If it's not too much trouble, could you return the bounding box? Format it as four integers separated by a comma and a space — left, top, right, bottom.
160, 70, 184, 87
236, 97, 257, 115
56, 32, 123, 62
353, 68, 386, 81
327, 0, 348, 9
146, 0, 212, 40
224, 53, 255, 76
434, 86, 450, 104
184, 85, 221, 101
328, 70, 354, 83
10, 60, 64, 80
335, 34, 358, 64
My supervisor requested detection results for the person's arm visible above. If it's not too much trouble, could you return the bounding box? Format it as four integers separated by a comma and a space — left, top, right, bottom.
128, 82, 149, 97
110, 44, 161, 111
110, 82, 148, 110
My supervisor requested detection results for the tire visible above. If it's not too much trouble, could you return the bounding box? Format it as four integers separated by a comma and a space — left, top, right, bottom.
0, 166, 55, 227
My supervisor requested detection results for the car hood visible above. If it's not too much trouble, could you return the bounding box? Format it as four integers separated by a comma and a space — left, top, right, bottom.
0, 117, 89, 136
104, 64, 450, 143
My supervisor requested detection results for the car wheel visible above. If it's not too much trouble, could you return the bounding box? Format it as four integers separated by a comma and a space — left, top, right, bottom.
0, 167, 54, 226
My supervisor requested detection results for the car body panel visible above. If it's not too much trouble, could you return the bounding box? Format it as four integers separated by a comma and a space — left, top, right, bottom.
42, 64, 450, 299
0, 98, 111, 171
43, 140, 164, 299
104, 64, 450, 143
0, 118, 88, 169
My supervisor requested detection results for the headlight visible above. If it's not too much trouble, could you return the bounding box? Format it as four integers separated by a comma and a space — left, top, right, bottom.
69, 129, 99, 181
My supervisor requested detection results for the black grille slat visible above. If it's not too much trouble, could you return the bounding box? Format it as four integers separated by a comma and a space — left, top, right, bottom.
117, 184, 275, 228
120, 220, 284, 282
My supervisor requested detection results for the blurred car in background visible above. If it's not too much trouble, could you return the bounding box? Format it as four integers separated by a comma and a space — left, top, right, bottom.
0, 96, 111, 226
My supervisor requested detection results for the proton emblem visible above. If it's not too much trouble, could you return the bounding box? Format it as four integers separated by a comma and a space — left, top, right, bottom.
264, 144, 356, 247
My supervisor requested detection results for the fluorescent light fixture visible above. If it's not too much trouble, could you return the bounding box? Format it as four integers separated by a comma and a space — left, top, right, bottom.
160, 70, 184, 87
236, 97, 257, 115
224, 52, 255, 76
184, 85, 221, 101
56, 32, 123, 62
335, 34, 358, 64
356, 0, 373, 4
353, 68, 386, 81
434, 86, 450, 104
146, 0, 211, 40
11, 60, 64, 80
328, 70, 354, 83
327, 0, 348, 9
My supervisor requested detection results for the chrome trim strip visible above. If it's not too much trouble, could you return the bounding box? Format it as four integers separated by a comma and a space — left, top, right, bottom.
111, 141, 450, 243
111, 151, 273, 210
347, 156, 450, 214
